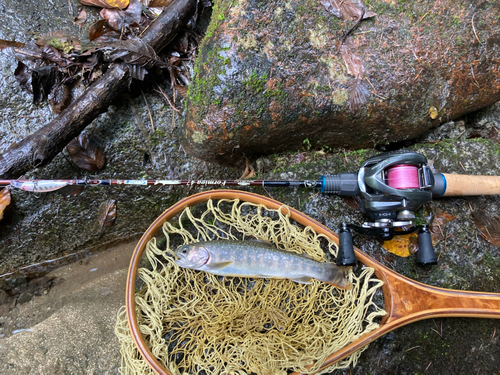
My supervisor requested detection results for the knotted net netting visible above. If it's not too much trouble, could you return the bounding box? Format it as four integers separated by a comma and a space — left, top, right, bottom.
115, 198, 386, 374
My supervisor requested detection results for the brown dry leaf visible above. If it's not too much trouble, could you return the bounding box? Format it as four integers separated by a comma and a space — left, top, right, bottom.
472, 210, 500, 247
340, 43, 364, 79
430, 207, 456, 243
342, 196, 361, 211
0, 188, 11, 222
100, 0, 142, 31
88, 19, 114, 41
79, 0, 129, 9
149, 0, 174, 6
74, 8, 88, 26
66, 132, 106, 171
382, 232, 418, 258
174, 84, 188, 99
98, 199, 117, 228
239, 158, 255, 179
14, 61, 32, 93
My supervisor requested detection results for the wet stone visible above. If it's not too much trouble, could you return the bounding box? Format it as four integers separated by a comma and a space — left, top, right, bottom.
16, 292, 33, 304
181, 0, 500, 166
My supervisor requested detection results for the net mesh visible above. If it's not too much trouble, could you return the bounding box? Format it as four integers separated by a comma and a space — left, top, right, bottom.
115, 198, 386, 374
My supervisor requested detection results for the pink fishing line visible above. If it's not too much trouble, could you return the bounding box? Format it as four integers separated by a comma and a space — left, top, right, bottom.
387, 165, 419, 189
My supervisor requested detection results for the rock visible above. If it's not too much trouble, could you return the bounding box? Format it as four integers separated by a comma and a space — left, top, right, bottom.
16, 292, 33, 304
181, 0, 500, 166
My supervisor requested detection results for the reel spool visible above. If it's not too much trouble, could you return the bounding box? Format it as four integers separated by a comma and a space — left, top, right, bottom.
336, 151, 438, 267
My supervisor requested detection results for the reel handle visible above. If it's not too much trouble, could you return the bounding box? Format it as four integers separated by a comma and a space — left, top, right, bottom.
416, 225, 437, 265
337, 224, 357, 267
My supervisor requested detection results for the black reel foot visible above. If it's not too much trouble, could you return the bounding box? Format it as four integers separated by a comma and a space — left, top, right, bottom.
337, 224, 357, 267
416, 225, 437, 265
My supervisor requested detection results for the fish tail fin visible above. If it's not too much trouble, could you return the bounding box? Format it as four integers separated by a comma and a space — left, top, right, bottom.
318, 263, 352, 290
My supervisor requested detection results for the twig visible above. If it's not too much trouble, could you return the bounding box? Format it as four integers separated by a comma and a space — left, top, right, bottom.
364, 77, 388, 100
470, 66, 481, 88
338, 9, 365, 51
425, 362, 432, 372
471, 13, 481, 44
417, 11, 430, 23
155, 85, 180, 113
141, 88, 155, 132
405, 346, 421, 352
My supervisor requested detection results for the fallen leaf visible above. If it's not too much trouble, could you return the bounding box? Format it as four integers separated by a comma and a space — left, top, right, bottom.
74, 8, 88, 26
174, 84, 188, 98
88, 19, 114, 41
347, 78, 369, 112
66, 132, 106, 171
239, 158, 255, 179
429, 106, 438, 119
0, 188, 11, 222
100, 0, 142, 31
14, 61, 32, 93
149, 0, 174, 6
32, 66, 59, 104
340, 43, 364, 79
79, 0, 129, 9
382, 232, 418, 257
430, 207, 456, 243
342, 196, 361, 211
472, 210, 500, 247
98, 199, 117, 228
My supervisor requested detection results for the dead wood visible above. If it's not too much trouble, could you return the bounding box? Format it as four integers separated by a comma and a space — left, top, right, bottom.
0, 0, 197, 179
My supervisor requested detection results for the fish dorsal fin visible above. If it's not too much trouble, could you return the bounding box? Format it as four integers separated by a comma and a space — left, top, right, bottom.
205, 261, 233, 270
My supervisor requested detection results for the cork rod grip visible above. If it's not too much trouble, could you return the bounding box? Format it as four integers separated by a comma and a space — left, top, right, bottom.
442, 173, 500, 196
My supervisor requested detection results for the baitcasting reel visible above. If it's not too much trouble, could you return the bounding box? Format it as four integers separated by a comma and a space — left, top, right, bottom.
320, 151, 446, 267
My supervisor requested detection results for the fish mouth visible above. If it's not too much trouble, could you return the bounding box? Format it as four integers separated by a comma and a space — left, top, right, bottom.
174, 253, 188, 266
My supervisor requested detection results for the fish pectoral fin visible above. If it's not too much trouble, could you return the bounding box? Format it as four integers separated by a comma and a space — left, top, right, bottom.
205, 261, 233, 270
291, 276, 313, 284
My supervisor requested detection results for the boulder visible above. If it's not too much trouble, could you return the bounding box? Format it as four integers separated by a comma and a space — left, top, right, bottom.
181, 0, 500, 166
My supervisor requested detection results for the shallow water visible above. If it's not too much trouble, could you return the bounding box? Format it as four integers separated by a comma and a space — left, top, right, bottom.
0, 241, 135, 373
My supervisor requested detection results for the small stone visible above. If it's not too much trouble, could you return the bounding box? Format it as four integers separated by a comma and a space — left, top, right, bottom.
16, 292, 33, 304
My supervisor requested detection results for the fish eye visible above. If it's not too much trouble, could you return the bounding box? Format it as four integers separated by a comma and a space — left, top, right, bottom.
181, 247, 188, 254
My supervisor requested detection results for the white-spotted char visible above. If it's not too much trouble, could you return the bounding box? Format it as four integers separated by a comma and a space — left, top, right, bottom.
174, 240, 351, 289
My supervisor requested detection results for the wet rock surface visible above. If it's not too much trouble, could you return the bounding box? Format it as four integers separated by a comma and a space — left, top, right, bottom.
181, 0, 500, 166
0, 0, 500, 374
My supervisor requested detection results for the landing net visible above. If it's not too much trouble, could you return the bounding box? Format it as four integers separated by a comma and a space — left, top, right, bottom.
115, 198, 386, 374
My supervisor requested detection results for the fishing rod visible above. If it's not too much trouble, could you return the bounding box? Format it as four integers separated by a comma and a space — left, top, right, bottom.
2, 151, 500, 266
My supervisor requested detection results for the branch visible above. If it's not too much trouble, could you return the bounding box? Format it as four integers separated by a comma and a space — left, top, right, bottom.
0, 0, 197, 179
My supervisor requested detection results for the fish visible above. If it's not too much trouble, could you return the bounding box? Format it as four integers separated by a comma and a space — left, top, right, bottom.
173, 240, 351, 289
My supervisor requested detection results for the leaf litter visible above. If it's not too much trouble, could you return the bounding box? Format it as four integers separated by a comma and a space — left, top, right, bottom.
4, 0, 205, 115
